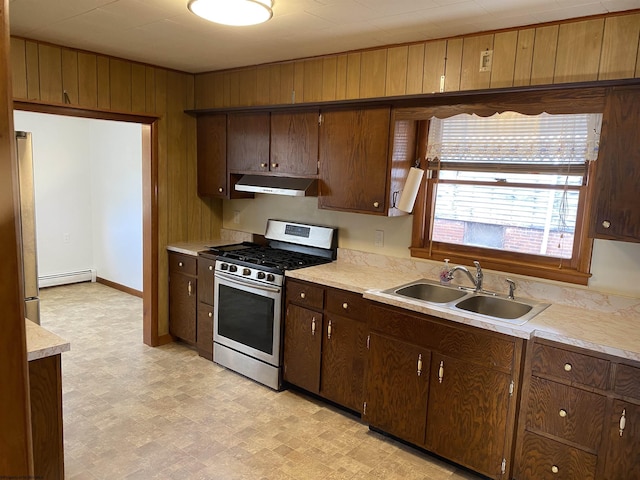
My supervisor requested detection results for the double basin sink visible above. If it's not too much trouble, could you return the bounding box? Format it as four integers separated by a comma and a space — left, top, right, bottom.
383, 279, 550, 325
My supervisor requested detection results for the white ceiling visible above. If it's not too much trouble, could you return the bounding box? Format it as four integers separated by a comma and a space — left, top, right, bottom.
8, 0, 639, 73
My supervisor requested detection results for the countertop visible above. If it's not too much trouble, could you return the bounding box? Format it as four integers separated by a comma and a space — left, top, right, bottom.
26, 319, 70, 361
286, 260, 640, 362
166, 240, 229, 256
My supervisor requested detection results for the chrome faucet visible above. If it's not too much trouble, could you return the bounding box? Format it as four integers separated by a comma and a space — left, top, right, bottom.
447, 260, 483, 292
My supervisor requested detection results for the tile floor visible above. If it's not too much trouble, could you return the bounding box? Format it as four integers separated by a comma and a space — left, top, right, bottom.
41, 282, 486, 480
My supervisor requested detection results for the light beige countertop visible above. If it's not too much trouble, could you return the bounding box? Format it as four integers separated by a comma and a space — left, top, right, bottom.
26, 319, 70, 361
167, 230, 256, 256
287, 253, 640, 362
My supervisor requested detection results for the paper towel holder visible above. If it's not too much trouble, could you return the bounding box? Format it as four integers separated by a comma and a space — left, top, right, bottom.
396, 159, 424, 213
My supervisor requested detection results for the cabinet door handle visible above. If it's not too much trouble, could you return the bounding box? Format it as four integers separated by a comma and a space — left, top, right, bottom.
438, 360, 444, 383
300, 292, 306, 299
559, 409, 567, 418
261, 162, 268, 168
327, 320, 332, 339
417, 354, 423, 377
551, 465, 559, 474
208, 312, 213, 318
218, 187, 224, 193
342, 302, 348, 310
602, 220, 611, 229
188, 281, 192, 296
209, 265, 213, 271
620, 408, 627, 437
178, 261, 183, 267
311, 317, 316, 336
373, 201, 379, 208
271, 163, 278, 168
564, 363, 572, 372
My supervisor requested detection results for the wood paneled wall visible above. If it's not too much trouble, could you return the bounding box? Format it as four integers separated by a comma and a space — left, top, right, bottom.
194, 12, 640, 109
10, 38, 223, 337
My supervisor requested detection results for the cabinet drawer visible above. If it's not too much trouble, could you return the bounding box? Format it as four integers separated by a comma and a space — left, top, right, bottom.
517, 431, 596, 480
326, 288, 366, 321
526, 376, 606, 450
169, 252, 197, 276
286, 281, 324, 310
531, 343, 610, 390
614, 363, 640, 399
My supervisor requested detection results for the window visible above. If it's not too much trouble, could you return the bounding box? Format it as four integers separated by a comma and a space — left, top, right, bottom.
410, 107, 603, 285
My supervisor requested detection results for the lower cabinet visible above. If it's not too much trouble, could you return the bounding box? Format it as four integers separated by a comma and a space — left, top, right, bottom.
514, 338, 640, 480
365, 333, 430, 446
283, 280, 367, 411
365, 303, 522, 480
168, 252, 197, 344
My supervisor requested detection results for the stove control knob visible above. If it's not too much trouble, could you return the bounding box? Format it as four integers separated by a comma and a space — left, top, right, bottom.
243, 268, 251, 276
257, 272, 266, 280
229, 265, 237, 273
267, 274, 275, 282
220, 263, 229, 271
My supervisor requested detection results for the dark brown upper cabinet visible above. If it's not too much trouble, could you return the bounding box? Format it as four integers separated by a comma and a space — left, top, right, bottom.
270, 110, 319, 176
227, 112, 270, 174
590, 86, 640, 242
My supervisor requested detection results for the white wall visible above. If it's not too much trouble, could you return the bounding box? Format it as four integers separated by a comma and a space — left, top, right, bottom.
224, 195, 640, 299
13, 111, 143, 291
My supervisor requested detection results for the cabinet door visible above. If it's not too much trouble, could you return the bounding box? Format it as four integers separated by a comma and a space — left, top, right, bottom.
227, 112, 270, 173
318, 108, 390, 214
197, 114, 227, 198
196, 303, 213, 361
602, 400, 640, 480
283, 304, 322, 394
426, 353, 512, 478
271, 111, 319, 176
320, 314, 366, 411
169, 273, 197, 344
197, 256, 216, 306
591, 87, 640, 242
364, 333, 430, 446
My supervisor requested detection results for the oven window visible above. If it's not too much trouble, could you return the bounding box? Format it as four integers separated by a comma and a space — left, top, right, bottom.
217, 284, 275, 355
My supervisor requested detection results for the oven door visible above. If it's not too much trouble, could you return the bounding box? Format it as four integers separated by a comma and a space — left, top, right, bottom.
214, 270, 282, 367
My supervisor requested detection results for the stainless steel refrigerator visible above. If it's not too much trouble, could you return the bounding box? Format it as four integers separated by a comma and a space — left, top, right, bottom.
15, 131, 40, 325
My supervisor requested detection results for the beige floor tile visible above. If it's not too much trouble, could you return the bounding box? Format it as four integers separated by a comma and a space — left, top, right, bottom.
40, 282, 486, 480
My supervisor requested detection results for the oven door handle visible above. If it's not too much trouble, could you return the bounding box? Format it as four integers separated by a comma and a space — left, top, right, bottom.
215, 271, 282, 294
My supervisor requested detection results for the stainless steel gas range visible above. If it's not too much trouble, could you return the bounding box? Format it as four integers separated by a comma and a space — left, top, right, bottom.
207, 220, 338, 390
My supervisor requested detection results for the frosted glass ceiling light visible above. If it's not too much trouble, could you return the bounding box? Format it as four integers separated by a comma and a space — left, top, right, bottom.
188, 0, 273, 26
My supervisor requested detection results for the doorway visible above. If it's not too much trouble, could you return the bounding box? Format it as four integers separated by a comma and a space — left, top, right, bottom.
14, 102, 158, 345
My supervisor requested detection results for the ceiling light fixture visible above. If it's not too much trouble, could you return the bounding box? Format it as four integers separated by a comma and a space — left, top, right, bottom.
188, 0, 273, 26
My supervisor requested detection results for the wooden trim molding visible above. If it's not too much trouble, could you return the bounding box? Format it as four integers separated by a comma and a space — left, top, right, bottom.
96, 277, 143, 298
0, 0, 34, 474
156, 334, 174, 346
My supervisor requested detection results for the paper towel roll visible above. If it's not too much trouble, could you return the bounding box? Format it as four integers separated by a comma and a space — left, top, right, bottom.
397, 167, 424, 213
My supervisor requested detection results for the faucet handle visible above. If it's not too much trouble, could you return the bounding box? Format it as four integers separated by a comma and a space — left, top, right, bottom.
506, 278, 516, 299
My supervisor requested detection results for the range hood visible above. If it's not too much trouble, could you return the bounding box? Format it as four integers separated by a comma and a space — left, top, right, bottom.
235, 175, 318, 197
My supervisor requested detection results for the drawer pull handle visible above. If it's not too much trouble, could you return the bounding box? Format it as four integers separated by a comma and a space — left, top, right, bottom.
342, 302, 348, 309
208, 312, 213, 318
327, 320, 332, 340
564, 363, 572, 372
417, 354, 423, 377
188, 281, 193, 296
559, 409, 567, 418
373, 201, 379, 208
438, 360, 444, 383
178, 261, 183, 267
602, 220, 611, 229
551, 465, 559, 474
300, 292, 306, 299
311, 317, 316, 336
218, 187, 224, 193
209, 265, 213, 271
620, 408, 627, 437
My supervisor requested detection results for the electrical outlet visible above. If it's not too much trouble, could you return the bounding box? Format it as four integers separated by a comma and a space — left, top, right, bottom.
63, 233, 70, 243
374, 230, 384, 248
233, 210, 241, 224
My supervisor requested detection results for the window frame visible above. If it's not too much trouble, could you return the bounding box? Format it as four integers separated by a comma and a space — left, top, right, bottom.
400, 90, 606, 285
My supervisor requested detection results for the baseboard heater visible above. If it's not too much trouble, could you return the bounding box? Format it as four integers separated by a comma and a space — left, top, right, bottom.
39, 269, 97, 288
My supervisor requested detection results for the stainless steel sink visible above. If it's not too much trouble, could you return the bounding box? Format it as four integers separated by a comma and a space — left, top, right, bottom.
453, 295, 532, 319
381, 279, 550, 325
394, 282, 468, 303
